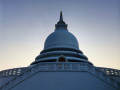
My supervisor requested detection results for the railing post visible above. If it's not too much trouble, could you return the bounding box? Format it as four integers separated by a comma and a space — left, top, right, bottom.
70, 63, 72, 70
46, 63, 49, 71
54, 63, 57, 71
62, 63, 64, 70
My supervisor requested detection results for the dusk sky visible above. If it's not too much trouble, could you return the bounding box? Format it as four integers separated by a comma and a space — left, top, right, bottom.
0, 0, 120, 71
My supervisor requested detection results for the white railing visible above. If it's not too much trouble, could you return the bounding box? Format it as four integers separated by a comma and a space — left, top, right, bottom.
0, 67, 28, 77
0, 62, 120, 90
97, 67, 120, 76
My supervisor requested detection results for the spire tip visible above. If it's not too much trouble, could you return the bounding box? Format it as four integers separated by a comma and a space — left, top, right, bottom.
55, 11, 67, 29
60, 11, 63, 21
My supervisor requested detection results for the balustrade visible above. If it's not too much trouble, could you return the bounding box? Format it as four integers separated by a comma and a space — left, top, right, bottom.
97, 67, 120, 77
0, 68, 27, 77
0, 62, 120, 90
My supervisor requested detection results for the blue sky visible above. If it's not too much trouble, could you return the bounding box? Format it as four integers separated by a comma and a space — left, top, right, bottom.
0, 0, 120, 70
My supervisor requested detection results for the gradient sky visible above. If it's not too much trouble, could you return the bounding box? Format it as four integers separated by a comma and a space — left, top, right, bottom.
0, 0, 120, 71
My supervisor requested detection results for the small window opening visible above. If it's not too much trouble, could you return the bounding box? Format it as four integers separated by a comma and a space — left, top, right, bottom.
58, 56, 66, 62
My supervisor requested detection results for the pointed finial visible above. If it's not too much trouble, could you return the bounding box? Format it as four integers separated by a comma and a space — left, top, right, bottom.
55, 11, 67, 30
59, 11, 63, 21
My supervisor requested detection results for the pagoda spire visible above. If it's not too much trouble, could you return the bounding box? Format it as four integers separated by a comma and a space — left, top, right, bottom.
59, 11, 63, 21
55, 11, 67, 30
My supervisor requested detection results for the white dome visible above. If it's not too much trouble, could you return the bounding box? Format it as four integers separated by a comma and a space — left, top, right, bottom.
44, 29, 79, 49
